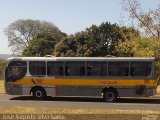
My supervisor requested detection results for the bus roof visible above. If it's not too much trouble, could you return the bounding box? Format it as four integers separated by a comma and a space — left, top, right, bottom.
7, 57, 155, 62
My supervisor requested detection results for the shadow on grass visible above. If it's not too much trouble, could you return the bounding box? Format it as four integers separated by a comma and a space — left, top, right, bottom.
10, 96, 160, 104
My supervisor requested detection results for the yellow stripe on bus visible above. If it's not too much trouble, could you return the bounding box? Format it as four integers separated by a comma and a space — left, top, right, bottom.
12, 77, 157, 87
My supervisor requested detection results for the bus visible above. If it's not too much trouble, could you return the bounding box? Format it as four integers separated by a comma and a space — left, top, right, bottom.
4, 57, 160, 102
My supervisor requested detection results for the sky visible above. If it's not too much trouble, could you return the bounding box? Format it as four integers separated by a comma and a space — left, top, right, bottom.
0, 0, 159, 54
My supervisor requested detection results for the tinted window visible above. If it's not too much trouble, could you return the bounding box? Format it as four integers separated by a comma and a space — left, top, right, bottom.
47, 62, 64, 76
6, 61, 27, 82
29, 61, 46, 76
108, 62, 129, 76
130, 62, 152, 76
87, 62, 106, 76
65, 62, 85, 76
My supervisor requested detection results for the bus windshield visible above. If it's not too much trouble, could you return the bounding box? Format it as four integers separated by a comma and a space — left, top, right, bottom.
5, 61, 27, 82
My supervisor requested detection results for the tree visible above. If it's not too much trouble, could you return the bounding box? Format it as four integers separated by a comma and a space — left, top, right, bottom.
116, 37, 160, 71
22, 33, 57, 57
0, 60, 6, 71
122, 0, 160, 38
85, 23, 139, 56
54, 22, 139, 57
54, 31, 91, 57
5, 19, 65, 54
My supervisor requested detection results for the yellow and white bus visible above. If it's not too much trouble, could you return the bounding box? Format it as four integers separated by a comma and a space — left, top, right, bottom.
4, 57, 160, 102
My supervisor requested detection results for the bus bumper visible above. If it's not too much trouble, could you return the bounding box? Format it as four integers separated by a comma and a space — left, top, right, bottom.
5, 82, 23, 95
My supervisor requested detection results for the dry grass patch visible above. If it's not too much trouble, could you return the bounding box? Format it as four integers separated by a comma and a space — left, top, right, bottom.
157, 86, 160, 94
0, 106, 160, 114
0, 80, 4, 94
1, 107, 160, 120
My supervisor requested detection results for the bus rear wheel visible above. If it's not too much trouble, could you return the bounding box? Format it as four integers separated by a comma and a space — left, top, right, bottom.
103, 89, 117, 102
32, 87, 46, 100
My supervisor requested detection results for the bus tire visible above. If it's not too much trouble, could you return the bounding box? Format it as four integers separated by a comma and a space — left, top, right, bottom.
103, 89, 117, 102
32, 87, 46, 100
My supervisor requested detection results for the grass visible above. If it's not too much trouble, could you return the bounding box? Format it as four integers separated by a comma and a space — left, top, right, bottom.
157, 86, 160, 93
0, 80, 4, 94
0, 106, 160, 120
0, 108, 158, 120
0, 106, 160, 114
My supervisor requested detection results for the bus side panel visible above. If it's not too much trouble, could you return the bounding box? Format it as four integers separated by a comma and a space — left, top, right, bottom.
5, 82, 57, 97
55, 85, 103, 96
55, 85, 156, 97
44, 86, 56, 97
117, 87, 155, 97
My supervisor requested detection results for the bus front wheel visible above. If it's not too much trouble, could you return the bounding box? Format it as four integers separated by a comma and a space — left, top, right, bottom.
103, 89, 118, 102
32, 87, 46, 100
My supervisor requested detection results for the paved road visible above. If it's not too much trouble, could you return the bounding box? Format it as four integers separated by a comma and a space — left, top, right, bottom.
0, 95, 160, 111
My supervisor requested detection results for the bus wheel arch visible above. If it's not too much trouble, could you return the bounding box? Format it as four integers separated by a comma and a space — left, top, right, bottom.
102, 87, 118, 102
30, 86, 46, 100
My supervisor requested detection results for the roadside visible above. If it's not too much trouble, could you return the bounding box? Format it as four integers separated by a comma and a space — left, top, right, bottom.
0, 80, 4, 94
0, 106, 160, 114
0, 107, 159, 120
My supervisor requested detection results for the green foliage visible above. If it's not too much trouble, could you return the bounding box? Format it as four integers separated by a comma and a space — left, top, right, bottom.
116, 37, 159, 56
122, 0, 160, 38
22, 33, 57, 57
0, 60, 6, 71
54, 22, 139, 57
5, 19, 65, 55
116, 37, 160, 72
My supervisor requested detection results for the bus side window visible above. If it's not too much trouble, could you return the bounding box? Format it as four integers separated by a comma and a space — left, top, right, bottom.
58, 67, 63, 75
87, 62, 106, 76
87, 67, 92, 76
130, 62, 152, 76
65, 62, 85, 76
47, 62, 64, 76
65, 67, 70, 76
131, 67, 135, 76
80, 67, 85, 76
108, 62, 129, 76
29, 61, 46, 76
